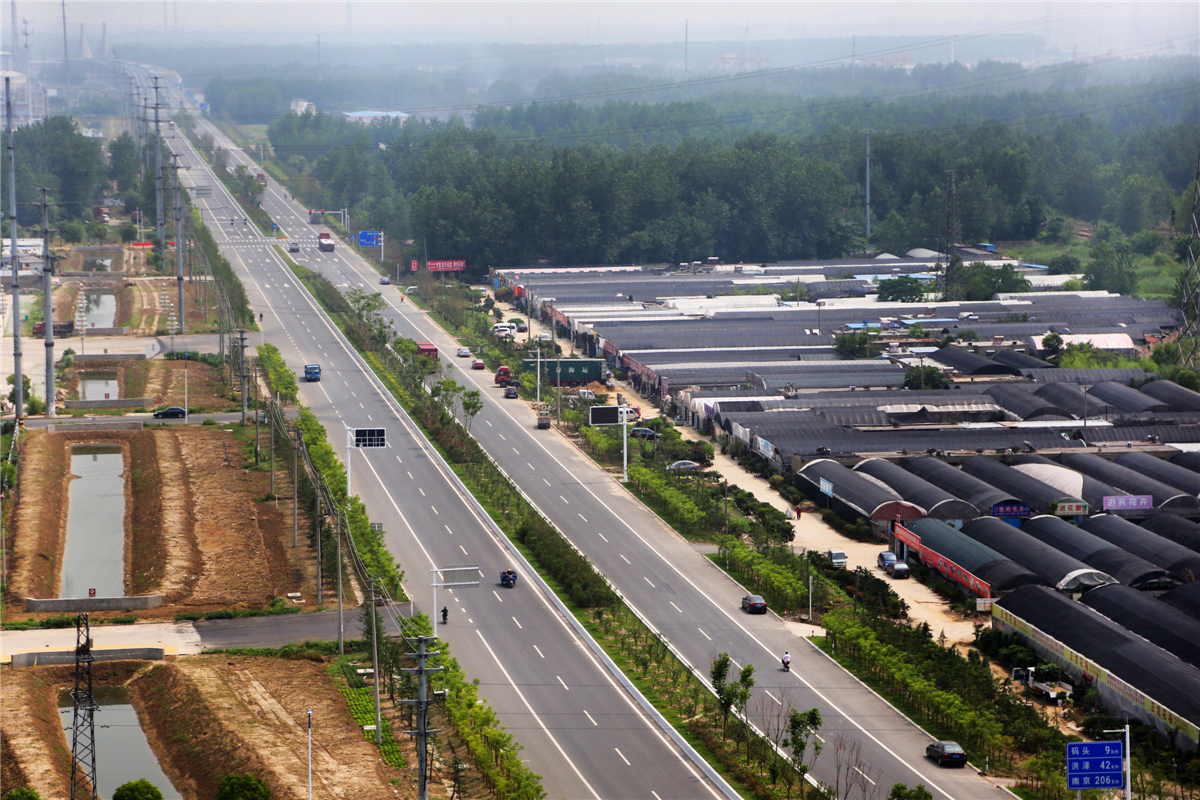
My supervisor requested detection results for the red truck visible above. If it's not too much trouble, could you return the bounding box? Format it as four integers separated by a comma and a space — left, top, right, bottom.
494, 366, 512, 385
415, 341, 439, 360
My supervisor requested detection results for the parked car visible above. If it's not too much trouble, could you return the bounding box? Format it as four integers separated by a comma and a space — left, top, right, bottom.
538, 333, 552, 341
826, 549, 848, 569
153, 406, 187, 419
877, 551, 897, 570
667, 460, 701, 472
503, 386, 520, 399
471, 359, 486, 370
287, 241, 300, 253
456, 347, 472, 358
380, 276, 391, 285
886, 560, 911, 579
741, 595, 768, 614
516, 322, 528, 332
926, 741, 967, 767
629, 427, 661, 441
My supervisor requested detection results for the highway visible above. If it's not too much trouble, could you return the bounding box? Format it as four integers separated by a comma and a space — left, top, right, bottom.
129, 66, 725, 800
139, 65, 1012, 800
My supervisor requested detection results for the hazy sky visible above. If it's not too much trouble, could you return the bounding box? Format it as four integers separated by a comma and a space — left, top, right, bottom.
6, 1, 1199, 54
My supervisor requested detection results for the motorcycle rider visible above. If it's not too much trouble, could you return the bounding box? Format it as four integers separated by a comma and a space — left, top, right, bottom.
441, 606, 449, 625
782, 652, 791, 671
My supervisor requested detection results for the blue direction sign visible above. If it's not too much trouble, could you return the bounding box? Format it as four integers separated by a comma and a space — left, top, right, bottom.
358, 230, 382, 247
819, 478, 834, 497
1066, 741, 1124, 790
991, 503, 1032, 518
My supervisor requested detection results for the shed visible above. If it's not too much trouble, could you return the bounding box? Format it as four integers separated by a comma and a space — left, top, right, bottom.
898, 518, 1045, 595
899, 457, 1020, 514
1139, 380, 1200, 413
1020, 515, 1175, 591
983, 385, 1070, 421
960, 456, 1087, 516
796, 459, 924, 523
1160, 583, 1200, 623
1086, 382, 1171, 414
1080, 514, 1200, 584
1080, 584, 1200, 670
993, 585, 1200, 749
1139, 514, 1200, 554
1171, 451, 1200, 478
1033, 383, 1115, 419
854, 458, 979, 523
961, 517, 1117, 593
1114, 451, 1200, 498
926, 348, 1019, 376
992, 349, 1053, 370
1060, 453, 1200, 515
1010, 454, 1129, 517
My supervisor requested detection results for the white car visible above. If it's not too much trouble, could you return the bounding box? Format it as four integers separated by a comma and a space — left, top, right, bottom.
456, 347, 472, 358
538, 333, 552, 341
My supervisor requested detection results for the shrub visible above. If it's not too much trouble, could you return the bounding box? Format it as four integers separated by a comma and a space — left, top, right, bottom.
215, 774, 271, 800
113, 780, 164, 800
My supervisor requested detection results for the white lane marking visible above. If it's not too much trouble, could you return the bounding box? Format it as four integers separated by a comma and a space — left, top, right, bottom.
493, 591, 503, 602
445, 525, 453, 535
615, 748, 631, 766
459, 545, 468, 555
853, 767, 877, 786
359, 402, 364, 409
619, 554, 630, 564
598, 532, 609, 542
498, 433, 506, 441
527, 462, 535, 470
512, 616, 523, 629
652, 793, 663, 800
669, 601, 683, 613
556, 675, 569, 690
643, 576, 655, 588
367, 415, 373, 421
396, 455, 403, 464
431, 506, 439, 515
544, 478, 551, 486
584, 709, 597, 726
560, 495, 569, 504
407, 471, 414, 479
474, 632, 602, 799
418, 487, 425, 497
765, 690, 782, 705
698, 628, 712, 641
534, 645, 545, 659
579, 513, 588, 522
512, 447, 519, 455
485, 420, 492, 426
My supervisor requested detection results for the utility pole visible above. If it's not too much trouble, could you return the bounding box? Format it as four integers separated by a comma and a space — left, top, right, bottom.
369, 577, 382, 745
238, 329, 248, 424
6, 79, 24, 420
315, 475, 323, 606
60, 0, 70, 102
317, 34, 322, 83
293, 429, 299, 547
336, 511, 344, 654
39, 188, 55, 417
401, 636, 445, 800
173, 152, 184, 333
865, 103, 871, 241
153, 78, 164, 251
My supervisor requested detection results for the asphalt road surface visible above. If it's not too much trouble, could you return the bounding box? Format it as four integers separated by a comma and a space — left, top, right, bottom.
128, 65, 725, 800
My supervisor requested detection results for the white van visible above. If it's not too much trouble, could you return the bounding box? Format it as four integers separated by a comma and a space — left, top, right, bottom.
492, 322, 516, 334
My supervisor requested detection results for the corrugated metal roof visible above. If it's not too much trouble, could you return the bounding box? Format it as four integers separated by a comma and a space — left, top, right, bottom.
1060, 453, 1199, 514
962, 517, 1117, 592
1140, 380, 1200, 413
1081, 515, 1200, 584
854, 459, 980, 519
904, 518, 1045, 592
1021, 515, 1175, 590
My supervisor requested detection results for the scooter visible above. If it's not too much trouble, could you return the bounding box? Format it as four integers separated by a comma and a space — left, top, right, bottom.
782, 658, 791, 672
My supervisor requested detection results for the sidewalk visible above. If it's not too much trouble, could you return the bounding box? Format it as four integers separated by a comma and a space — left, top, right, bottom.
709, 450, 978, 644
1, 619, 203, 663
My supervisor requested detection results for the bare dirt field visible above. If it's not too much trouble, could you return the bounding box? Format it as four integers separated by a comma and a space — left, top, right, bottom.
64, 359, 232, 411
120, 278, 221, 335
0, 657, 414, 799
4, 427, 319, 620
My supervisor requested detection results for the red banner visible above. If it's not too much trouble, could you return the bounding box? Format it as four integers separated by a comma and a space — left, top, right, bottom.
428, 260, 466, 271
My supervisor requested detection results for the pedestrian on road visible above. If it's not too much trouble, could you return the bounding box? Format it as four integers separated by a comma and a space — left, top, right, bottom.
441, 606, 449, 625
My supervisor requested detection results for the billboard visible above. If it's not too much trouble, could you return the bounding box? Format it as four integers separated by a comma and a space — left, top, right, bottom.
428, 260, 467, 271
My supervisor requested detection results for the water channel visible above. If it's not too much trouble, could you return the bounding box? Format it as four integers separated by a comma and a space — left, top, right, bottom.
60, 444, 126, 599
58, 686, 182, 799
82, 292, 117, 328
79, 372, 121, 401
82, 258, 113, 272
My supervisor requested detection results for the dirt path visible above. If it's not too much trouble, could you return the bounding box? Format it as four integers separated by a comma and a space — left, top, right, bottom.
154, 429, 202, 601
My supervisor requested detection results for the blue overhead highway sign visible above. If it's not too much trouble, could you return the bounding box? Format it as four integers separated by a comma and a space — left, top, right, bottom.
358, 230, 382, 247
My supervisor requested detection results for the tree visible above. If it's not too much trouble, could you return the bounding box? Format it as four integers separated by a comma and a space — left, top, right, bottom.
785, 707, 824, 797
877, 276, 925, 303
120, 223, 138, 243
1083, 243, 1137, 296
904, 365, 950, 390
1046, 254, 1082, 275
3, 789, 43, 800
887, 784, 933, 800
833, 331, 878, 359
108, 132, 141, 193
710, 652, 736, 735
215, 774, 272, 800
1041, 332, 1064, 359
462, 389, 483, 432
906, 324, 927, 339
113, 780, 164, 800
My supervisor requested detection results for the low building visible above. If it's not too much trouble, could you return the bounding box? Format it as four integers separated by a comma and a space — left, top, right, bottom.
290, 98, 316, 115
340, 110, 410, 124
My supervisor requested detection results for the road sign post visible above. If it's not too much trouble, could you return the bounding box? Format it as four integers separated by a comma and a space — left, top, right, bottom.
431, 564, 480, 641
589, 405, 629, 481
1067, 738, 1125, 792
346, 427, 386, 496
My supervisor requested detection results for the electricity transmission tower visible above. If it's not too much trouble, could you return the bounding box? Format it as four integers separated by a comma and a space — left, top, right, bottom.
1179, 152, 1200, 368
69, 613, 98, 799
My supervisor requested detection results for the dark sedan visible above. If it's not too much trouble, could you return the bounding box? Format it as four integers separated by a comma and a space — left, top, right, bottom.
153, 407, 187, 419
503, 386, 520, 399
741, 595, 767, 614
926, 741, 967, 767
